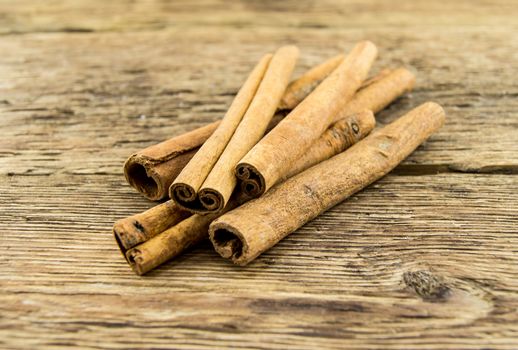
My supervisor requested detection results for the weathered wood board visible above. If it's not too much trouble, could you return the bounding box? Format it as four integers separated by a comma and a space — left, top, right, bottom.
1, 1, 517, 349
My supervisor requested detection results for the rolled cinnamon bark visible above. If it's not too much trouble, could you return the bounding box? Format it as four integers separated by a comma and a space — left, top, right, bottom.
115, 69, 389, 265
122, 54, 367, 201
124, 123, 216, 201
360, 67, 393, 88
124, 110, 376, 275
284, 110, 375, 180
237, 66, 415, 198
125, 201, 239, 276
337, 67, 416, 119
235, 41, 378, 198
126, 212, 217, 275
173, 45, 299, 214
117, 68, 410, 272
240, 110, 375, 195
169, 53, 273, 211
113, 200, 191, 258
210, 102, 446, 265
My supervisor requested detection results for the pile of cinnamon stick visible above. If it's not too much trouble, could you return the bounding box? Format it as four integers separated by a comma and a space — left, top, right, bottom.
114, 41, 445, 275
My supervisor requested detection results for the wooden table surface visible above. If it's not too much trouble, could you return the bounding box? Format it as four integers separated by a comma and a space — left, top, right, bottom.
1, 1, 517, 349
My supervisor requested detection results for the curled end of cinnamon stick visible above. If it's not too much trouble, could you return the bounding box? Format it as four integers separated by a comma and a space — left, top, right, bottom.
113, 218, 147, 261
170, 182, 213, 214
199, 188, 226, 213
170, 182, 196, 202
124, 155, 163, 201
126, 248, 147, 276
209, 222, 248, 265
235, 163, 266, 198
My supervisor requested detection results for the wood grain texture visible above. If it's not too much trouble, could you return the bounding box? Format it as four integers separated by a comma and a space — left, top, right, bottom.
1, 0, 517, 349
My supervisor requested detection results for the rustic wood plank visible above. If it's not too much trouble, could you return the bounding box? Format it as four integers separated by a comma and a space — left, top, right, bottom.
1, 173, 517, 349
1, 0, 517, 35
1, 27, 517, 176
1, 0, 517, 348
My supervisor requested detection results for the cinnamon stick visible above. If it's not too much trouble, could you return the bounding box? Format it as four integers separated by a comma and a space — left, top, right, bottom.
168, 53, 273, 211
125, 52, 341, 201
125, 202, 237, 276
117, 64, 391, 270
337, 67, 416, 119
235, 41, 378, 198
126, 212, 217, 275
124, 110, 376, 275
237, 66, 415, 198
113, 200, 191, 257
124, 123, 216, 201
360, 67, 393, 88
283, 110, 376, 180
210, 102, 446, 265
115, 69, 389, 268
240, 110, 375, 195
172, 45, 299, 214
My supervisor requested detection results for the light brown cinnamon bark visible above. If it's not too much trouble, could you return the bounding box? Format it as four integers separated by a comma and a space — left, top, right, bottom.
237, 66, 415, 198
336, 67, 416, 119
112, 200, 191, 258
123, 54, 367, 201
284, 110, 375, 179
123, 109, 376, 275
240, 110, 375, 195
172, 45, 299, 214
210, 102, 446, 265
169, 53, 273, 211
360, 67, 393, 88
235, 41, 378, 198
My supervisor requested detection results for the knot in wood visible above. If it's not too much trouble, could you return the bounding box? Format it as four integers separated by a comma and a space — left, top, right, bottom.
403, 270, 451, 302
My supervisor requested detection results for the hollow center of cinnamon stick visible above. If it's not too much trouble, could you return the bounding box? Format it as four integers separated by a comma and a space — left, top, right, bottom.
212, 228, 244, 259
125, 162, 159, 198
199, 189, 224, 212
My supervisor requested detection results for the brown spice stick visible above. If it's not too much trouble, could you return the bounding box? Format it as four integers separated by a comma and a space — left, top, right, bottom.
125, 203, 236, 276
210, 102, 446, 266
235, 41, 378, 198
240, 110, 375, 195
115, 65, 383, 262
126, 212, 216, 275
237, 66, 415, 198
116, 68, 407, 269
360, 67, 393, 88
123, 54, 358, 201
337, 67, 416, 119
124, 122, 216, 201
284, 110, 376, 179
169, 54, 272, 210
177, 45, 299, 214
278, 54, 344, 110
113, 200, 191, 258
124, 110, 376, 275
